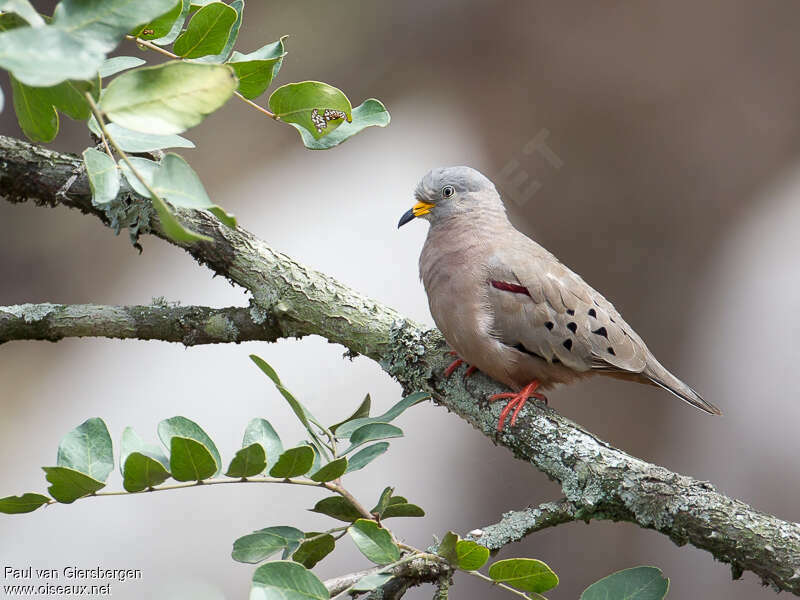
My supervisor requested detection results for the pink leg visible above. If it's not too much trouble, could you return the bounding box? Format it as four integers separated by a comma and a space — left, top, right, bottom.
488, 380, 548, 431
444, 358, 464, 378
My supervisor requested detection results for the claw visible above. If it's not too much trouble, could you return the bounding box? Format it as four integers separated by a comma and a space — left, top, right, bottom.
488, 380, 548, 431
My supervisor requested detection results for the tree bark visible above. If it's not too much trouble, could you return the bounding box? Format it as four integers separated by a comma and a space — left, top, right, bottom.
2, 134, 799, 593
0, 302, 280, 346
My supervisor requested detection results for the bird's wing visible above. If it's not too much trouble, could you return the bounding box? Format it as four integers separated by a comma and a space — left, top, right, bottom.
485, 250, 648, 374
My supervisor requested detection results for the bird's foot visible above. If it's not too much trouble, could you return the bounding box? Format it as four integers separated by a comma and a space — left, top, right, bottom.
444, 352, 480, 379
489, 380, 548, 431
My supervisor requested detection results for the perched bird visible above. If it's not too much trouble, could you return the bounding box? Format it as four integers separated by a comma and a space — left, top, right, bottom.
398, 166, 721, 431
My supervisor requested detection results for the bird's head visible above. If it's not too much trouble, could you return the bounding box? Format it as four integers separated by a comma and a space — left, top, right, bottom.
397, 166, 504, 228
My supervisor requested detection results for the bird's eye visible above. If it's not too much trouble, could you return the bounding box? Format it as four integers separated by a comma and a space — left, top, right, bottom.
442, 185, 455, 198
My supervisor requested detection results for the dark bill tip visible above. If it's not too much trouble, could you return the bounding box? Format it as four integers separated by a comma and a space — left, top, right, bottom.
397, 208, 416, 228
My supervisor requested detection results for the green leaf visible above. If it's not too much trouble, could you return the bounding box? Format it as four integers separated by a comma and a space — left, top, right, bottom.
10, 76, 57, 142
329, 393, 371, 434
580, 566, 669, 600
0, 0, 176, 86
269, 446, 314, 478
99, 61, 237, 134
169, 437, 217, 481
351, 572, 392, 592
0, 27, 105, 86
310, 496, 361, 522
226, 443, 267, 478
381, 503, 424, 519
120, 427, 170, 474
173, 1, 237, 58
150, 0, 190, 45
343, 423, 403, 454
54, 0, 179, 52
42, 467, 104, 503
227, 37, 286, 99
118, 156, 159, 197
348, 519, 400, 565
294, 99, 390, 150
309, 457, 348, 483
455, 540, 489, 571
194, 0, 242, 63
292, 534, 335, 569
488, 558, 559, 594
233, 526, 304, 564
122, 452, 170, 492
0, 0, 44, 27
301, 440, 323, 474
243, 418, 283, 471
83, 148, 120, 205
268, 81, 352, 140
157, 415, 221, 476
250, 355, 329, 450
335, 391, 429, 438
119, 426, 172, 491
250, 561, 328, 600
437, 532, 459, 565
370, 487, 393, 517
44, 78, 99, 121
0, 493, 50, 514
151, 153, 235, 226
131, 0, 184, 41
99, 56, 146, 78
56, 417, 114, 482
89, 117, 195, 152
151, 193, 212, 243
344, 442, 388, 473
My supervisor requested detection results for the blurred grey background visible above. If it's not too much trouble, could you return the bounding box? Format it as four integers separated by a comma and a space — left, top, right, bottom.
2, 1, 800, 598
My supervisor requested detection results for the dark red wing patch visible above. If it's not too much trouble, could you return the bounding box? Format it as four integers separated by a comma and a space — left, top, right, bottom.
490, 280, 531, 297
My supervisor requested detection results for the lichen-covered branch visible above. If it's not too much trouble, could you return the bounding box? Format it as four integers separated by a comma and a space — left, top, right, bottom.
2, 134, 799, 593
465, 499, 582, 550
0, 302, 280, 346
324, 555, 449, 599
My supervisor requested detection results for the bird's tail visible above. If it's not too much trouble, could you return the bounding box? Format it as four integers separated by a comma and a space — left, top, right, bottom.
644, 360, 722, 416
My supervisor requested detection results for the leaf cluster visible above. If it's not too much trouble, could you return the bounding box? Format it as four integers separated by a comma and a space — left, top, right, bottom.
0, 0, 391, 243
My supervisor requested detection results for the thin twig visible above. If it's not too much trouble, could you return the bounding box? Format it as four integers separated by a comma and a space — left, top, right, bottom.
125, 35, 277, 119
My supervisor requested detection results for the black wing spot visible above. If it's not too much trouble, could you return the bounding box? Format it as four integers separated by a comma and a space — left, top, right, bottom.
592, 326, 608, 339
588, 308, 597, 318
567, 322, 577, 333
544, 321, 554, 331
607, 347, 616, 356
566, 309, 575, 316
563, 339, 573, 351
551, 356, 561, 364
514, 343, 546, 361
610, 317, 616, 323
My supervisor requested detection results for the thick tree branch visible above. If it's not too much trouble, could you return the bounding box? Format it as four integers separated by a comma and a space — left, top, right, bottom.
3, 134, 799, 593
0, 302, 280, 346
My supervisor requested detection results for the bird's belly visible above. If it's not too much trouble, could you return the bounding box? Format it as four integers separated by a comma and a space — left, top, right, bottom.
423, 270, 516, 388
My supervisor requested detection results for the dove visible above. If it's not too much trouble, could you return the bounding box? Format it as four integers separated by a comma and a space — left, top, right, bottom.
398, 166, 721, 431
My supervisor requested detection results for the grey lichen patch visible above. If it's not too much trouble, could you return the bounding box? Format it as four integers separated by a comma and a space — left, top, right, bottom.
96, 192, 154, 246
13, 302, 57, 323
380, 319, 437, 383
203, 313, 238, 342
248, 299, 270, 325
151, 297, 180, 308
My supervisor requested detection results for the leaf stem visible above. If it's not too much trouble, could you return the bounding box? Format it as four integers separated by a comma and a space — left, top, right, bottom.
325, 481, 375, 520
84, 93, 164, 207
462, 569, 547, 600
125, 36, 277, 119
